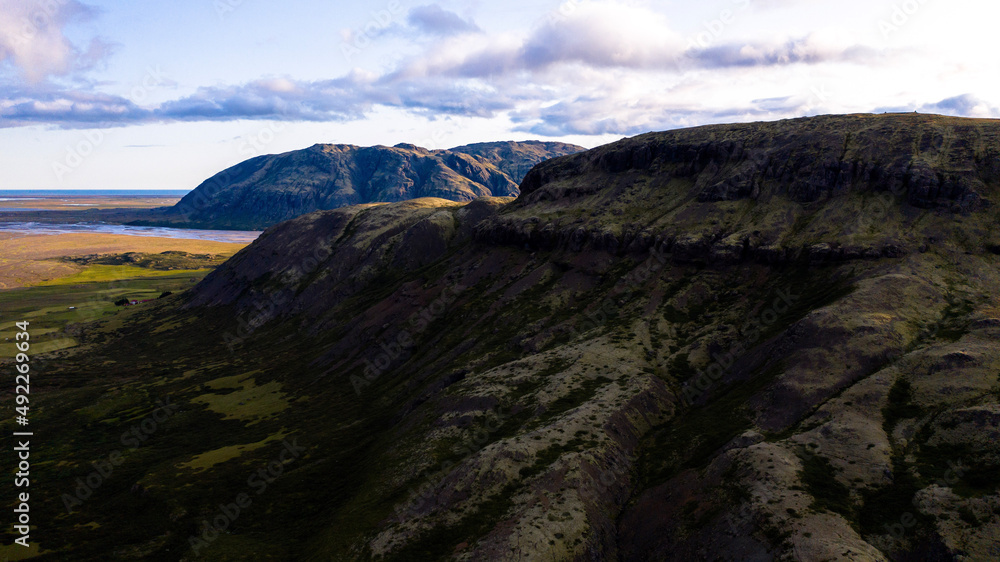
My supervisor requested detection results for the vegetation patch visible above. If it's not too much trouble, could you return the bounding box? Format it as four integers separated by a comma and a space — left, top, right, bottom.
63, 251, 229, 270
176, 430, 288, 472
36, 264, 213, 286
531, 375, 613, 428
883, 378, 924, 432
192, 375, 289, 424
520, 437, 588, 479
384, 483, 520, 562
934, 295, 975, 342
859, 455, 928, 537
798, 452, 854, 518
915, 443, 1000, 498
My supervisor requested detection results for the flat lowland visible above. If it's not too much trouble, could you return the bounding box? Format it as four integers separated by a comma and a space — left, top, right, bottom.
0, 194, 181, 224
0, 231, 246, 289
0, 231, 247, 358
0, 195, 179, 211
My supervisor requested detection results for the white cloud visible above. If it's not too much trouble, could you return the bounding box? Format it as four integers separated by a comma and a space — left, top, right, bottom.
407, 4, 480, 36
0, 0, 995, 137
0, 0, 110, 83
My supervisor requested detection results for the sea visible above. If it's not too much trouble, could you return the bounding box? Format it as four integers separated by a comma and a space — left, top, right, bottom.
0, 189, 260, 243
0, 189, 190, 211
0, 189, 190, 197
0, 222, 260, 244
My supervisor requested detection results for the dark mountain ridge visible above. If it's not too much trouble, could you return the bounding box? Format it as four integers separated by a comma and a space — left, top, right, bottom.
520, 112, 995, 208
140, 140, 584, 230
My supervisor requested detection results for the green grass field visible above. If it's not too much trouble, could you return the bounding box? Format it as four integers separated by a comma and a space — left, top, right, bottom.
35, 264, 212, 286
0, 266, 212, 356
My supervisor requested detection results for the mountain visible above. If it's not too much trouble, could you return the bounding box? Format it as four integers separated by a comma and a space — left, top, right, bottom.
142, 140, 584, 230
15, 113, 1000, 560
449, 140, 586, 182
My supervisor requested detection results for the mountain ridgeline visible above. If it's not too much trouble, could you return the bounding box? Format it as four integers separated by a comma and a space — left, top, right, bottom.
19, 114, 1000, 560
148, 140, 584, 230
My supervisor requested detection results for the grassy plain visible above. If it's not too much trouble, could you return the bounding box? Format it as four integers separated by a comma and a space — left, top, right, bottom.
0, 232, 245, 289
0, 199, 249, 357
0, 269, 212, 356
0, 195, 179, 211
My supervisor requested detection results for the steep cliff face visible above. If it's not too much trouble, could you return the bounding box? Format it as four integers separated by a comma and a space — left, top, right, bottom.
493, 114, 1000, 260
520, 113, 999, 208
147, 141, 584, 230
29, 114, 1000, 561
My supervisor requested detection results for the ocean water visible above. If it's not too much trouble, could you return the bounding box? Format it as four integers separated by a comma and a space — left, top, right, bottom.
0, 189, 259, 242
0, 189, 190, 197
0, 222, 260, 244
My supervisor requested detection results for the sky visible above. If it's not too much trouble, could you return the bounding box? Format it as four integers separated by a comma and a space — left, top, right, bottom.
0, 0, 997, 190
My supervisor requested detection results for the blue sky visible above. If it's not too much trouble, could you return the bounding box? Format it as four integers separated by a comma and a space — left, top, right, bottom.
1, 0, 997, 189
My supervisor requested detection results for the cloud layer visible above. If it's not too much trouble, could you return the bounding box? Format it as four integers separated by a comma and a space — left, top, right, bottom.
1, 1, 997, 135
407, 4, 480, 36
0, 0, 112, 83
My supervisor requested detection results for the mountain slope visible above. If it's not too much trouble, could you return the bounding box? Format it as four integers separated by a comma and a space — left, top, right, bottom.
12, 113, 1000, 561
145, 141, 584, 230
449, 140, 587, 183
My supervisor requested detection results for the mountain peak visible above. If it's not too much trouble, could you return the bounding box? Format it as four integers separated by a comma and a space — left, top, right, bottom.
392, 142, 424, 151
154, 140, 585, 230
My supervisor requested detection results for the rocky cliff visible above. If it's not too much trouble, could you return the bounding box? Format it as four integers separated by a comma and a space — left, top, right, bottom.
22, 114, 1000, 561
142, 140, 583, 230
